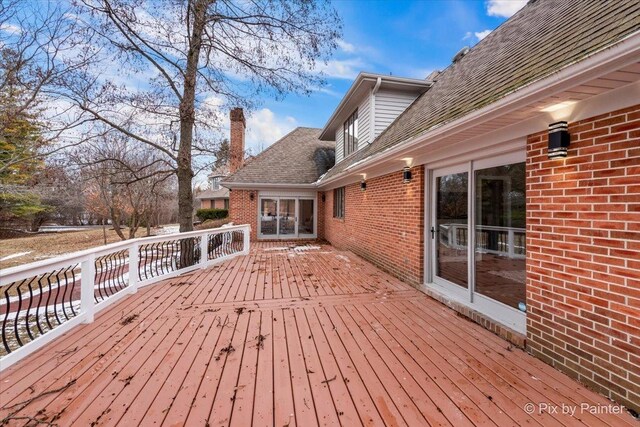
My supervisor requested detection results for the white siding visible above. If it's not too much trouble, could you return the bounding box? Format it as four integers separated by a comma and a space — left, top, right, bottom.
357, 93, 371, 149
335, 126, 344, 162
373, 90, 418, 138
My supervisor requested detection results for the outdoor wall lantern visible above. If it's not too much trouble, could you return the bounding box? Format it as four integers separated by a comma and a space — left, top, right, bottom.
360, 180, 367, 191
403, 166, 412, 183
321, 194, 326, 202
548, 121, 570, 159
249, 192, 255, 201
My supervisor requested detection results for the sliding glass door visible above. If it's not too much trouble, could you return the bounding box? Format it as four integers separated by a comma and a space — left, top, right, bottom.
434, 169, 469, 288
430, 154, 526, 331
474, 163, 526, 310
278, 199, 296, 236
258, 197, 315, 239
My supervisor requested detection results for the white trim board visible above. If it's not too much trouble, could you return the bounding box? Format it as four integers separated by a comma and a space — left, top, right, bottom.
317, 32, 640, 189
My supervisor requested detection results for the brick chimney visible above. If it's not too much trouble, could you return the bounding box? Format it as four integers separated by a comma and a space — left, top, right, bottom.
229, 108, 245, 173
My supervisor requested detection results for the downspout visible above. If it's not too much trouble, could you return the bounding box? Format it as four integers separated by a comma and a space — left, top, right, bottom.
370, 77, 382, 142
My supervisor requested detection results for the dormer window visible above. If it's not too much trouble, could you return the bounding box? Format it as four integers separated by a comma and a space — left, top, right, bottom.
210, 176, 222, 190
343, 109, 358, 156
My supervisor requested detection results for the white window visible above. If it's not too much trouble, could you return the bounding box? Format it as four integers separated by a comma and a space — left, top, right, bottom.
343, 109, 358, 156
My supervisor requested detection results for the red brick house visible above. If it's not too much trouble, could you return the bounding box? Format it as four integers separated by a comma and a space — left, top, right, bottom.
196, 165, 230, 210
223, 0, 640, 412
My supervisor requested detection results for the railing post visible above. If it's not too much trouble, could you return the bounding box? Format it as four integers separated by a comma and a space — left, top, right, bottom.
508, 229, 515, 259
200, 232, 209, 267
129, 243, 139, 294
80, 254, 95, 324
242, 225, 251, 255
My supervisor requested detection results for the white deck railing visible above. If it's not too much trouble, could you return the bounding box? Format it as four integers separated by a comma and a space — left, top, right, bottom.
0, 224, 250, 370
439, 223, 526, 258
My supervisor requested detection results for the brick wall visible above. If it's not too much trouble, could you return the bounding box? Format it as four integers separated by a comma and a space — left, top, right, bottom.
322, 166, 424, 285
229, 190, 257, 241
526, 104, 640, 412
200, 199, 227, 209
229, 108, 246, 174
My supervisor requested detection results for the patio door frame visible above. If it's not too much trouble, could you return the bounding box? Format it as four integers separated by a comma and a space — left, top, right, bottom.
257, 194, 317, 240
426, 150, 526, 334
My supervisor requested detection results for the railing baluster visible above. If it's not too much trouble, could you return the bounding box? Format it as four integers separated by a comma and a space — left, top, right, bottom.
1, 282, 14, 353
43, 272, 54, 330
25, 277, 35, 340
60, 266, 71, 321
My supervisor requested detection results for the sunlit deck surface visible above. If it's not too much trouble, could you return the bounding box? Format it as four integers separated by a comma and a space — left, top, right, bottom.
1, 242, 635, 426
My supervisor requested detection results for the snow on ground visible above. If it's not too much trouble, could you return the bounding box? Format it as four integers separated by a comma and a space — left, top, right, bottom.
0, 252, 32, 262
155, 224, 180, 235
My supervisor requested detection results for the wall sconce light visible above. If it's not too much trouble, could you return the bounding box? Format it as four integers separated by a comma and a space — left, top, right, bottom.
548, 121, 570, 159
402, 166, 412, 183
360, 180, 367, 191
249, 192, 255, 201
321, 194, 326, 202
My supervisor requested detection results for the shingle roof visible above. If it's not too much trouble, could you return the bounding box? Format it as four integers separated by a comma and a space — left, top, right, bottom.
222, 127, 335, 185
321, 0, 640, 182
196, 187, 229, 200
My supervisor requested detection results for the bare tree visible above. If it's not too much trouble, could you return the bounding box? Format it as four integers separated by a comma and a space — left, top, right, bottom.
0, 0, 102, 175
54, 0, 341, 232
75, 132, 176, 240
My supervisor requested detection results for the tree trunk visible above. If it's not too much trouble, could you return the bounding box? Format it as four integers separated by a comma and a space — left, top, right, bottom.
177, 0, 209, 267
176, 0, 208, 234
110, 207, 127, 240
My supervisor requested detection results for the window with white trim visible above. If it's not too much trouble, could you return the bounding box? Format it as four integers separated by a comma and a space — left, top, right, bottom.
333, 187, 345, 219
343, 109, 358, 156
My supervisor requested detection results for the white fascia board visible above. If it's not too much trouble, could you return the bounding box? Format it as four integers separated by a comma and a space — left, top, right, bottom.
317, 30, 640, 189
319, 72, 432, 140
222, 182, 318, 190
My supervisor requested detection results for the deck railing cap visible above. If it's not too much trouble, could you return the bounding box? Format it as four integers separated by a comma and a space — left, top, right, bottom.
0, 224, 250, 284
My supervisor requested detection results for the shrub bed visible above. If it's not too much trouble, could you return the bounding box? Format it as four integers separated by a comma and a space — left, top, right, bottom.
195, 208, 228, 221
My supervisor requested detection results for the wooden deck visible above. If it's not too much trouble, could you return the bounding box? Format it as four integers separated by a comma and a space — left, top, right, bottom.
0, 242, 635, 426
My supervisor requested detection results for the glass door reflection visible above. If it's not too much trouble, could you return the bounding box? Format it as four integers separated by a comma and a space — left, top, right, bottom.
298, 199, 314, 235
435, 172, 469, 288
278, 199, 296, 235
475, 162, 526, 310
260, 199, 278, 236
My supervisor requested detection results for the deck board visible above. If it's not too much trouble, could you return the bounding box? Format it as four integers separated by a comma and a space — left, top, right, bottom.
0, 242, 636, 426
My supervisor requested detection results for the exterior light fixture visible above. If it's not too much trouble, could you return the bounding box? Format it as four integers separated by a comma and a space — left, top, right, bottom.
548, 121, 570, 159
249, 192, 255, 201
360, 180, 366, 191
321, 194, 326, 202
402, 166, 412, 183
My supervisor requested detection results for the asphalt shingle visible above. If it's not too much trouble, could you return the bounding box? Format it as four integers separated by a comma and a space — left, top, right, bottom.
222, 127, 335, 185
320, 0, 640, 181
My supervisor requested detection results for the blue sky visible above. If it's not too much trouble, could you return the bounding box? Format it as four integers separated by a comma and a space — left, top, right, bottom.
244, 0, 527, 153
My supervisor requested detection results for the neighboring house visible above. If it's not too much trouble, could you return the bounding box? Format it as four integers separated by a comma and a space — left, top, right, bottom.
197, 165, 230, 210
223, 0, 640, 412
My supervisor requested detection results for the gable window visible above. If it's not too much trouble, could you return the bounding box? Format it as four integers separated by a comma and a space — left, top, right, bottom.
333, 187, 345, 219
210, 176, 222, 190
343, 109, 358, 156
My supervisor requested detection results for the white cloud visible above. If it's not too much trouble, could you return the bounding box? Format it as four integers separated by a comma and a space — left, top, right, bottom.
0, 23, 21, 35
245, 108, 297, 154
316, 58, 365, 80
336, 39, 355, 53
486, 0, 528, 18
475, 29, 492, 40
